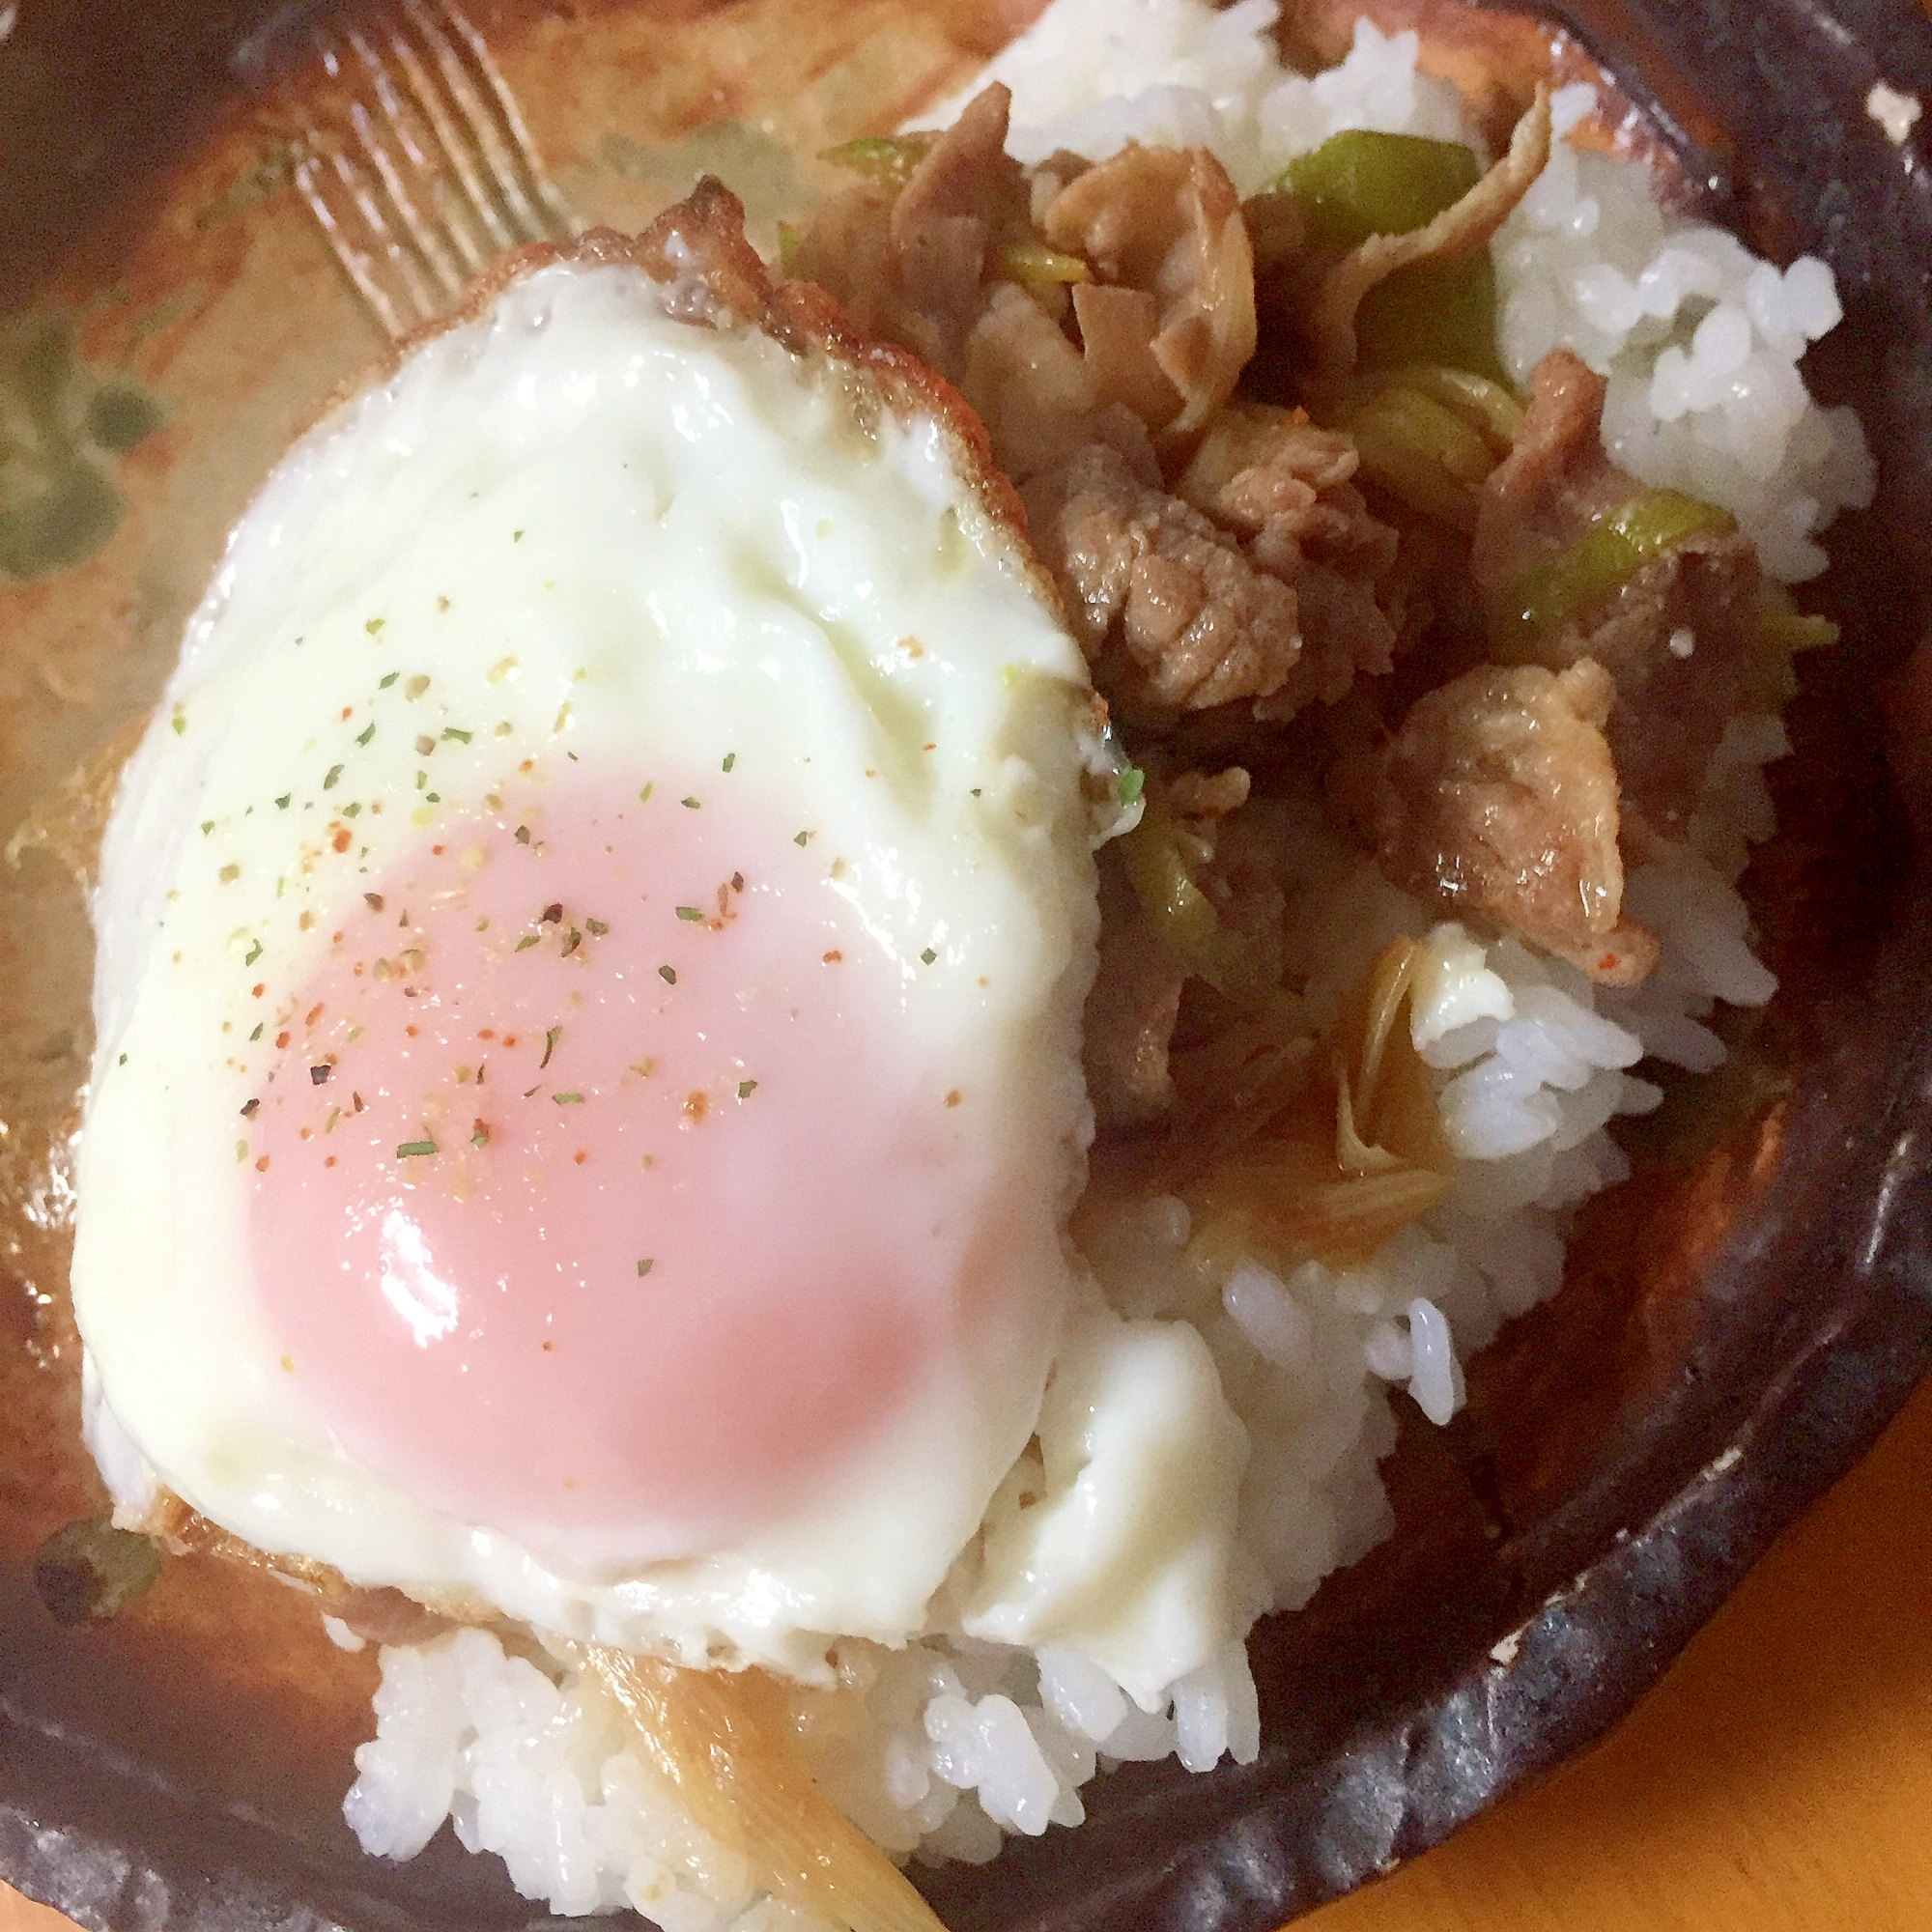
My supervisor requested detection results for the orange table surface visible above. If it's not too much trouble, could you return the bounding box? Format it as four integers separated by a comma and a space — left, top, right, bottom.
6, 1371, 1932, 1932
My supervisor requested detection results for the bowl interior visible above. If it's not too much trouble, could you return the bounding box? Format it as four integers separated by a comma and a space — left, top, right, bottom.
4, 3, 1932, 1929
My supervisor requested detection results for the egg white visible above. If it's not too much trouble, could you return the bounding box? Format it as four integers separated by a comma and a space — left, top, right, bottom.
74, 260, 1103, 1675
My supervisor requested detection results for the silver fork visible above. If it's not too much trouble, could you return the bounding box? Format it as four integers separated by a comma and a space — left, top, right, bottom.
294, 0, 576, 339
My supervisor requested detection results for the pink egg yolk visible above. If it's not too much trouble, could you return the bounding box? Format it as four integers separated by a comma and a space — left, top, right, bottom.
246, 769, 995, 1560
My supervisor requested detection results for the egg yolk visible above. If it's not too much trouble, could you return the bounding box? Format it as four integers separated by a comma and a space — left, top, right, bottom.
245, 769, 993, 1558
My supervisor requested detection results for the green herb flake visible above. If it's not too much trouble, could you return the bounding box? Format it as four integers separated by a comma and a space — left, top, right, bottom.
639, 781, 654, 803
722, 753, 736, 772
585, 918, 609, 936
659, 964, 676, 985
170, 713, 186, 736
442, 726, 472, 744
681, 796, 700, 810
541, 1025, 561, 1069
344, 802, 361, 818
243, 941, 263, 966
322, 763, 344, 791
1117, 766, 1147, 806
200, 820, 214, 836
794, 830, 811, 846
515, 934, 540, 952
675, 905, 703, 922
356, 722, 376, 746
637, 1259, 654, 1277
515, 825, 531, 844
513, 528, 525, 541
249, 1022, 264, 1041
365, 617, 385, 636
738, 1079, 757, 1099
274, 793, 291, 810
118, 1053, 128, 1065
553, 1092, 584, 1105
379, 671, 399, 689
472, 1123, 490, 1148
396, 1138, 438, 1158
236, 1140, 248, 1163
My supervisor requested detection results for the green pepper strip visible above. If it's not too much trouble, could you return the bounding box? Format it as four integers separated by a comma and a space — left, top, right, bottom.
1276, 130, 1505, 379
1504, 490, 1739, 647
1276, 130, 1481, 251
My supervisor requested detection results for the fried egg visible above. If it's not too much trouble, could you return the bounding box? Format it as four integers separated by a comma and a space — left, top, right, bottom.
72, 242, 1103, 1675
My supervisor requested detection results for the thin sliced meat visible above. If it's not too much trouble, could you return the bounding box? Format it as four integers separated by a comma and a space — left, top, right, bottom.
1042, 143, 1257, 451
1471, 348, 1765, 831
1179, 404, 1402, 720
890, 82, 1026, 369
1024, 440, 1304, 715
1370, 657, 1659, 983
1299, 86, 1550, 389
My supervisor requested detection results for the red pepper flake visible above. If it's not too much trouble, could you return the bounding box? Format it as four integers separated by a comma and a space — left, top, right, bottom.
405, 1024, 418, 1037
331, 827, 352, 853
945, 1090, 962, 1107
542, 902, 563, 923
353, 1092, 365, 1112
276, 1031, 291, 1048
324, 1155, 336, 1168
822, 951, 842, 964
479, 1028, 497, 1040
503, 1034, 519, 1048
573, 1151, 588, 1165
432, 844, 444, 856
730, 872, 744, 893
252, 983, 267, 998
683, 1092, 707, 1124
304, 1004, 325, 1026
255, 1155, 271, 1173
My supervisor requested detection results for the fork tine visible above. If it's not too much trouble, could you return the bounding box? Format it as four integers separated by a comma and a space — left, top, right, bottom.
383, 10, 517, 253
297, 152, 412, 340
403, 0, 554, 245
341, 28, 471, 299
329, 141, 440, 328
349, 97, 466, 304
435, 0, 575, 239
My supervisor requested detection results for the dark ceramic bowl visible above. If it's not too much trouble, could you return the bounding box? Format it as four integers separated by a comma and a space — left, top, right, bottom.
3, 2, 1931, 1928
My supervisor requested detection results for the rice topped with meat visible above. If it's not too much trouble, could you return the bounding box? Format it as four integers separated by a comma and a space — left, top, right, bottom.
328, 2, 1871, 1923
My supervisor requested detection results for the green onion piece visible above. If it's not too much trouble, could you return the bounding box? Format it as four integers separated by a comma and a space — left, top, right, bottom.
1504, 490, 1740, 648
993, 238, 1091, 286
776, 221, 805, 275
1326, 381, 1498, 531
819, 132, 934, 189
397, 1139, 437, 1157
675, 905, 703, 922
1117, 766, 1147, 806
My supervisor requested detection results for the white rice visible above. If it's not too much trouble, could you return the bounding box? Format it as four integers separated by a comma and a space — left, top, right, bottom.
345, 6, 1855, 1922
